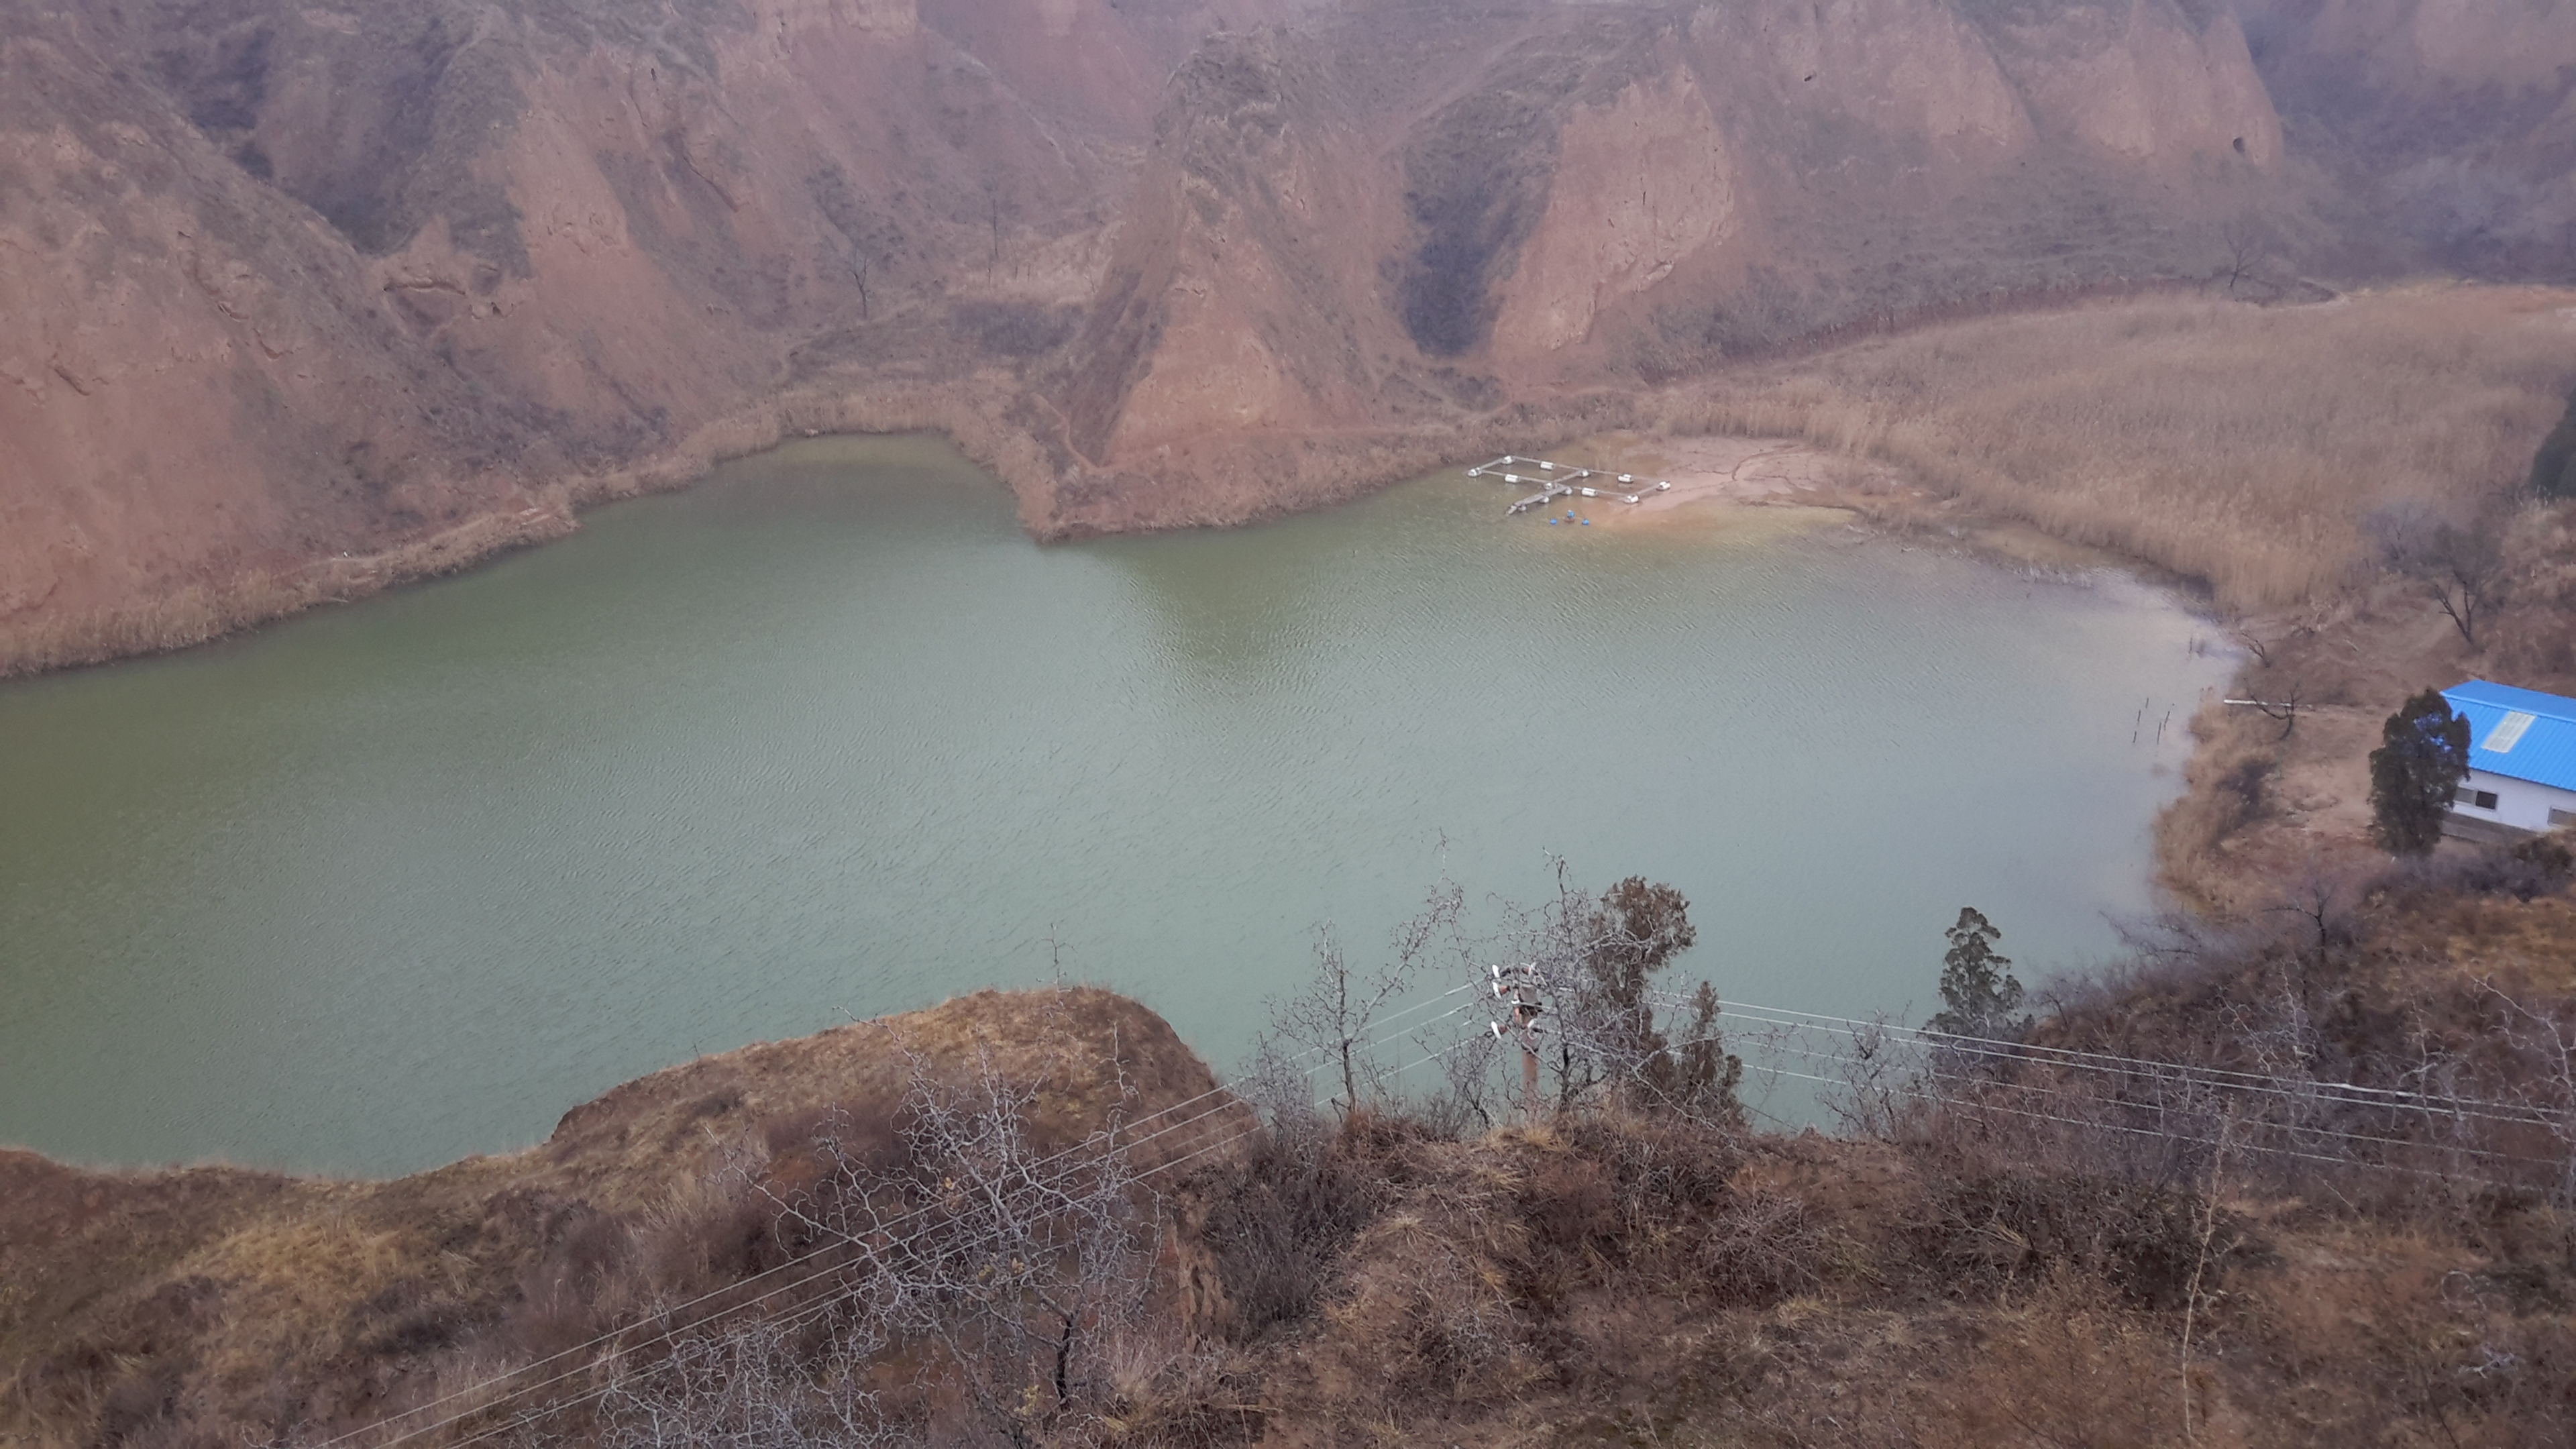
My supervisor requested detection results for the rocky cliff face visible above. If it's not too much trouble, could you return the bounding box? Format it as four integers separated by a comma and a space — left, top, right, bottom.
0, 0, 1275, 669
2239, 0, 2576, 276
0, 0, 2563, 671
1043, 0, 2299, 525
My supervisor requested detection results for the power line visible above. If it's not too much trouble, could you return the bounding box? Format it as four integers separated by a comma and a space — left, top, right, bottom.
1743, 1063, 2514, 1187
325, 972, 2576, 1448
1664, 992, 2567, 1126
324, 983, 1485, 1449
429, 1107, 1292, 1449
1638, 988, 2569, 1131
1731, 1036, 2565, 1173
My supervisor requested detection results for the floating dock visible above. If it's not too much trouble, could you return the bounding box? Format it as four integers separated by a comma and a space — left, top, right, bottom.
1508, 484, 1575, 514
1469, 455, 1672, 517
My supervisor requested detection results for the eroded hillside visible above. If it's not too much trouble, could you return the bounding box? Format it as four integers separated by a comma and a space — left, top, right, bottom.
1, 0, 2568, 672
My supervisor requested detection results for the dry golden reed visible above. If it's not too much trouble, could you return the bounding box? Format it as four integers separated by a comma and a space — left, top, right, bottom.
1659, 286, 2576, 609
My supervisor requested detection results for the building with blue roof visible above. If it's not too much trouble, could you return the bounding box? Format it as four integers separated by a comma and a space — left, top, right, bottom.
2440, 680, 2576, 835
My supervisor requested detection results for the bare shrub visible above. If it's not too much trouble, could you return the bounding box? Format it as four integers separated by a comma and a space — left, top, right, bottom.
1691, 1187, 1826, 1306
1313, 1150, 1542, 1417
1807, 1010, 1925, 1140
955, 301, 1076, 359
502, 1205, 639, 1360
1915, 1279, 2186, 1449
1180, 1112, 1387, 1342
746, 1042, 1165, 1445
627, 1177, 780, 1303
1905, 1168, 2250, 1311
589, 1315, 899, 1449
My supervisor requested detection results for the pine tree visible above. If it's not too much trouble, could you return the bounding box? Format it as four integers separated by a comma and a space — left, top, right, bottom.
2368, 688, 2471, 856
1927, 906, 2028, 1042
2531, 391, 2576, 499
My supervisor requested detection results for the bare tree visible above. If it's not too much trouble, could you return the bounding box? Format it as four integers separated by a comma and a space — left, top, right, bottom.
2178, 1110, 2237, 1446
2368, 499, 2510, 647
2229, 619, 2274, 669
753, 1043, 1163, 1447
1265, 884, 1466, 1117
808, 162, 899, 322
2245, 680, 2304, 739
2218, 211, 2273, 294
2263, 857, 2356, 970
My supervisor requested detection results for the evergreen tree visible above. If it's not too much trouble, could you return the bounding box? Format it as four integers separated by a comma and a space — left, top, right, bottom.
1927, 906, 2029, 1042
2532, 390, 2576, 500
1559, 876, 1706, 1112
1582, 875, 1697, 1012
2368, 688, 2471, 856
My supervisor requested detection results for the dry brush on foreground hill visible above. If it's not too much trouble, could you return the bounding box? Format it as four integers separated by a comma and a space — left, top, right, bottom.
13, 853, 2576, 1448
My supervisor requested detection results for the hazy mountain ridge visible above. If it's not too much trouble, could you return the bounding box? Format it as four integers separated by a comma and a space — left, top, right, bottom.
0, 0, 2565, 669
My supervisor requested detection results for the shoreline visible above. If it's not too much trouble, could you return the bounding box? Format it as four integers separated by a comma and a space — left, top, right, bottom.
0, 372, 1075, 682
11, 283, 2567, 943
0, 285, 2373, 686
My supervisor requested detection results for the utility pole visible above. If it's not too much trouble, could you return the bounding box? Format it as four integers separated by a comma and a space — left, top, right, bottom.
1489, 963, 1544, 1123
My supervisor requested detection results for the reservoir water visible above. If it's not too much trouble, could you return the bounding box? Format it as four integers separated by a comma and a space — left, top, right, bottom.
0, 435, 2231, 1175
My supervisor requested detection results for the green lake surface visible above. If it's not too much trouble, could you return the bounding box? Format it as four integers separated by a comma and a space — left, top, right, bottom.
0, 435, 2232, 1175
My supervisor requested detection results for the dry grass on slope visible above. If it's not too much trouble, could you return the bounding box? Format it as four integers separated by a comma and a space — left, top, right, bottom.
1661, 285, 2576, 609
1133, 861, 2576, 1449
0, 987, 1230, 1449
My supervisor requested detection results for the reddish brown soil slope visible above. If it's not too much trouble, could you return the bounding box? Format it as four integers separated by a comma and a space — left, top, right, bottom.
0, 0, 2566, 673
0, 987, 1238, 1445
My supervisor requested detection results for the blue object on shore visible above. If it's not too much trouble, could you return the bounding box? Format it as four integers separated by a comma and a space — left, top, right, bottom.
1580, 519, 1589, 526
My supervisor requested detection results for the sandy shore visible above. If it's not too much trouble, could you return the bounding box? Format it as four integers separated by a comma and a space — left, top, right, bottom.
1475, 433, 1902, 529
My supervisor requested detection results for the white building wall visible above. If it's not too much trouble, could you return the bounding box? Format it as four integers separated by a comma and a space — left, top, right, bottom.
2450, 768, 2576, 833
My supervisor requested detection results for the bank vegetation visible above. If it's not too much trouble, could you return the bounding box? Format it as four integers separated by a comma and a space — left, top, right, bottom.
13, 853, 2576, 1448
1630, 283, 2576, 907
1657, 284, 2576, 611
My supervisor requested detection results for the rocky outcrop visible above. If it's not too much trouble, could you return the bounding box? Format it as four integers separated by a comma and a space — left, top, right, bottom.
0, 0, 1216, 672
1057, 0, 2300, 502
1487, 70, 1741, 359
